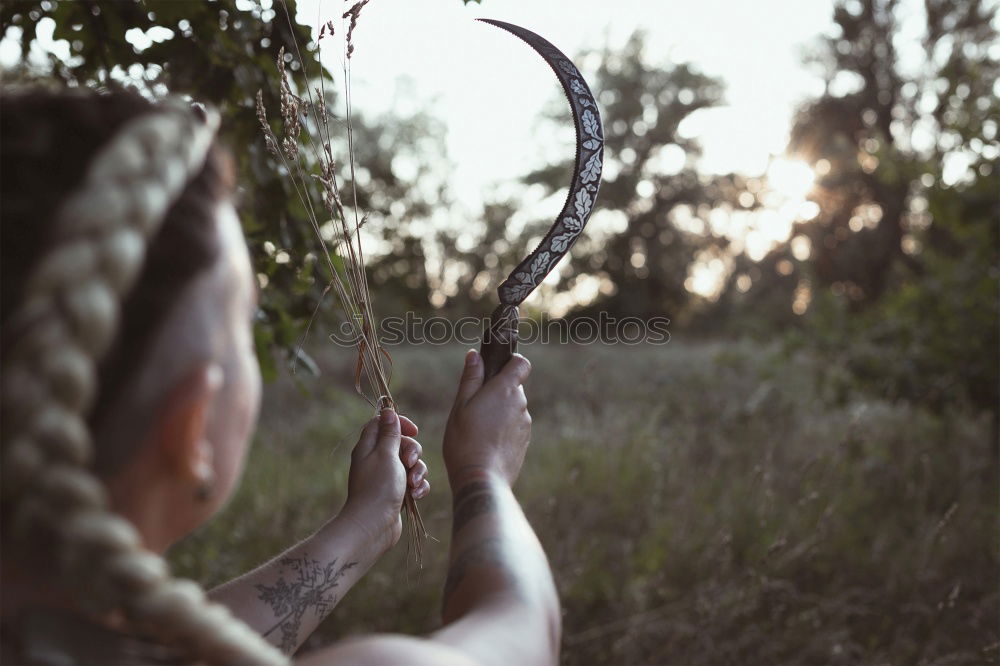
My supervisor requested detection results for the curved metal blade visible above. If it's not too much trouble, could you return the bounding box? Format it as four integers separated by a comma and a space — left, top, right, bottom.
477, 19, 604, 306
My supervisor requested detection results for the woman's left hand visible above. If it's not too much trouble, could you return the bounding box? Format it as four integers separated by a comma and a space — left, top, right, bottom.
340, 409, 429, 554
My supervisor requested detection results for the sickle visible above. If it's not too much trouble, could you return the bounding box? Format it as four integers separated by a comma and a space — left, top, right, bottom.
476, 19, 605, 380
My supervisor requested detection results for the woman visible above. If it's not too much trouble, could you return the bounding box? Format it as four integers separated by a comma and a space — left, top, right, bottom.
0, 89, 559, 666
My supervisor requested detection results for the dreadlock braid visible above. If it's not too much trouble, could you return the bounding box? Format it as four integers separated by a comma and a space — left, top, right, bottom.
0, 91, 288, 666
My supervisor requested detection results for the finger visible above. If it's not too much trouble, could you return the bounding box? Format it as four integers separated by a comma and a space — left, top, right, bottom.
400, 436, 422, 467
496, 353, 531, 387
353, 416, 380, 458
374, 408, 401, 456
399, 415, 418, 438
454, 349, 485, 407
408, 459, 428, 488
411, 478, 430, 500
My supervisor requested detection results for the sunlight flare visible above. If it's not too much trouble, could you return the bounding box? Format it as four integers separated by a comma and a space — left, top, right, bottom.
767, 158, 815, 201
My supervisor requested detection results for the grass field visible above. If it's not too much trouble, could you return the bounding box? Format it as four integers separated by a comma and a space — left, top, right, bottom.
169, 340, 999, 665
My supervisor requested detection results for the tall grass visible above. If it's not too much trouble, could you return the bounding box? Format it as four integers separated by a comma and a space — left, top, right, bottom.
170, 340, 998, 665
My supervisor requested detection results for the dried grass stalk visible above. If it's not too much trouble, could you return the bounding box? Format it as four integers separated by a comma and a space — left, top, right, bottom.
258, 0, 425, 561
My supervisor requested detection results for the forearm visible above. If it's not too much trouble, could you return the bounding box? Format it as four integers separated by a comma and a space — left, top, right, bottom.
207, 511, 385, 654
434, 469, 560, 666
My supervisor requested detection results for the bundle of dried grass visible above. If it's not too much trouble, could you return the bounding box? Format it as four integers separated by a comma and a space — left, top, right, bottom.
257, 0, 425, 559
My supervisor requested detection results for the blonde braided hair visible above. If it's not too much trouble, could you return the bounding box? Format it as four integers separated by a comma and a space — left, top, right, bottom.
1, 97, 288, 666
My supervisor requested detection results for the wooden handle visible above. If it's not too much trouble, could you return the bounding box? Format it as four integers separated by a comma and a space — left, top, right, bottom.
481, 304, 519, 381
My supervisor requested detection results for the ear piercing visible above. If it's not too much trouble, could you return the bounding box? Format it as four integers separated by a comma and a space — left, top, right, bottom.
194, 457, 215, 503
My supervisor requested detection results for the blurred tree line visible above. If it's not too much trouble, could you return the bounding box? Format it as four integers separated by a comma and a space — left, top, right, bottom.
3, 0, 996, 424
517, 0, 998, 424
500, 0, 998, 424
726, 0, 999, 421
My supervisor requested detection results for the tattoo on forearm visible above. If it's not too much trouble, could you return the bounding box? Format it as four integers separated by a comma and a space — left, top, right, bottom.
255, 556, 357, 653
452, 480, 491, 505
443, 537, 506, 604
452, 480, 497, 533
444, 482, 521, 608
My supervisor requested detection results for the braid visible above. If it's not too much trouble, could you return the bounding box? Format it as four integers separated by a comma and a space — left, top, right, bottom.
0, 94, 288, 666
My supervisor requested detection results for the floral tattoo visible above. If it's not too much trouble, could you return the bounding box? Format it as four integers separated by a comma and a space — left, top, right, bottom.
256, 556, 357, 653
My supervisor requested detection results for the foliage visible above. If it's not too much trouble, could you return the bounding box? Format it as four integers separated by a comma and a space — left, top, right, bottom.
799, 0, 999, 418
3, 0, 312, 374
790, 0, 997, 302
804, 165, 999, 415
0, 0, 454, 377
172, 341, 999, 664
714, 0, 999, 418
521, 33, 748, 322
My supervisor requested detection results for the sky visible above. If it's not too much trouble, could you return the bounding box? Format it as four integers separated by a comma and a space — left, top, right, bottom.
297, 0, 834, 208
0, 0, 843, 301
290, 0, 839, 302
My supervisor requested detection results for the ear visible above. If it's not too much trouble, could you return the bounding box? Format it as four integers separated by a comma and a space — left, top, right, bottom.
152, 363, 224, 483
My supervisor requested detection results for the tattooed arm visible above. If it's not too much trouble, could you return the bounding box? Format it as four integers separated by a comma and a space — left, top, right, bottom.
434, 469, 560, 666
433, 351, 559, 666
208, 412, 430, 655
301, 350, 559, 666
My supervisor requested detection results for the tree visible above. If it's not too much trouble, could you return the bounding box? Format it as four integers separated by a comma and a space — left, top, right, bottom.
520, 32, 751, 323
789, 0, 992, 302
721, 0, 998, 417
1, 0, 454, 375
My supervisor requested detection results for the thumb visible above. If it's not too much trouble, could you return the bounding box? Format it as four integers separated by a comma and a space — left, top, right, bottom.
352, 416, 380, 458
496, 353, 532, 387
374, 408, 401, 456
454, 349, 485, 407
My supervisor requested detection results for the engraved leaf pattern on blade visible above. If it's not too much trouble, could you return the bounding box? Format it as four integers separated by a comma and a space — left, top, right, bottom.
574, 188, 593, 220
506, 283, 533, 301
581, 109, 602, 150
551, 233, 575, 253
513, 251, 552, 285
582, 151, 602, 184
480, 19, 604, 306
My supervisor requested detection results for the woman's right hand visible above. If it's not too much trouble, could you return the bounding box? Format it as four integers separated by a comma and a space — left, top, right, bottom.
443, 349, 532, 487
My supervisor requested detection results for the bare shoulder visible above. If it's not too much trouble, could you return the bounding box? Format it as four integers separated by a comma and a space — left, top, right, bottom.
296, 634, 480, 666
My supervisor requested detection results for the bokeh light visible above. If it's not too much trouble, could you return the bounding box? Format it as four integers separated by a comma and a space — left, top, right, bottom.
766, 158, 816, 201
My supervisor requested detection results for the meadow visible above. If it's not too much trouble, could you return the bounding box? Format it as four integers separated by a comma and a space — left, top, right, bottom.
170, 340, 998, 666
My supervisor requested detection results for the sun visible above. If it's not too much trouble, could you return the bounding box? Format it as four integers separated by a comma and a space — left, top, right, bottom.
767, 158, 815, 201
